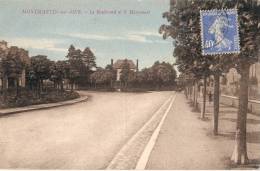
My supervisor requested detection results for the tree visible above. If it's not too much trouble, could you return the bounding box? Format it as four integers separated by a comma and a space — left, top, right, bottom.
168, 0, 216, 113
2, 47, 26, 98
50, 61, 66, 91
65, 45, 97, 88
120, 59, 131, 88
210, 56, 232, 135
66, 45, 85, 89
1, 50, 13, 93
0, 55, 4, 92
66, 45, 76, 59
82, 47, 96, 70
162, 7, 212, 114
142, 68, 154, 85
30, 55, 52, 96
161, 0, 260, 164
152, 61, 177, 88
82, 47, 97, 85
27, 69, 37, 91
90, 68, 114, 88
218, 0, 259, 164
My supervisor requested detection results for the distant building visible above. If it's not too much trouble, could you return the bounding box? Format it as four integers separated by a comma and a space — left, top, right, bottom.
112, 59, 139, 81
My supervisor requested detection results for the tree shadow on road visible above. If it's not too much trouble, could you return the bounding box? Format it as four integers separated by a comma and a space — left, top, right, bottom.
248, 159, 260, 169
247, 131, 260, 143
220, 156, 256, 170
219, 110, 238, 114
206, 131, 235, 140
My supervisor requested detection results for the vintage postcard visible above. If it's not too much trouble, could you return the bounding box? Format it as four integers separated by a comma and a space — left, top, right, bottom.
0, 0, 259, 170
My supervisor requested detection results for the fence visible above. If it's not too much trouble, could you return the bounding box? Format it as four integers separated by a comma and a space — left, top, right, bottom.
220, 94, 260, 115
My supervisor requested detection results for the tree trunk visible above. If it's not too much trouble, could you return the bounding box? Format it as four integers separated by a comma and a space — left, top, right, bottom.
15, 77, 20, 98
193, 82, 196, 105
189, 84, 192, 100
40, 79, 43, 95
70, 81, 74, 92
36, 81, 39, 98
201, 76, 207, 119
188, 86, 190, 99
60, 80, 64, 91
213, 74, 220, 135
231, 64, 249, 164
2, 76, 7, 101
110, 80, 113, 89
195, 81, 198, 110
184, 86, 188, 99
37, 80, 41, 98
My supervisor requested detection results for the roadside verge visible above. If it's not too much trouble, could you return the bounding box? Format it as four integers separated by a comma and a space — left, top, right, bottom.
0, 94, 88, 116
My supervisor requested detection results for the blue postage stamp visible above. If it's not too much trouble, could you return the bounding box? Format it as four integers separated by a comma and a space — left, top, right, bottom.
200, 9, 240, 55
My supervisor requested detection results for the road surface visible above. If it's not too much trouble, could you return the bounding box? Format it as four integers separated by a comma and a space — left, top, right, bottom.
0, 91, 172, 169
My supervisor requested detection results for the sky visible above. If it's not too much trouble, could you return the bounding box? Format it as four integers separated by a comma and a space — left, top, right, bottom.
0, 0, 175, 70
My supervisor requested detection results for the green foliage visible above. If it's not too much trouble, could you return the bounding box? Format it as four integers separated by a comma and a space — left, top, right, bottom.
152, 61, 177, 85
90, 68, 115, 85
161, 0, 215, 79
0, 87, 79, 109
161, 1, 260, 163
82, 47, 96, 70
135, 61, 177, 87
120, 59, 132, 85
50, 60, 67, 90
1, 46, 26, 79
66, 46, 85, 85
136, 68, 153, 84
30, 55, 52, 81
89, 60, 177, 90
161, 0, 259, 81
66, 45, 97, 86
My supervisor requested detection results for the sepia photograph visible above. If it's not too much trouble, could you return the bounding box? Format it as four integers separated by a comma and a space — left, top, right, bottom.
0, 0, 259, 170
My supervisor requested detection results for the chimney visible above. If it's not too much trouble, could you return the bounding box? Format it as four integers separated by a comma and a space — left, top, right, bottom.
136, 59, 139, 72
111, 59, 114, 67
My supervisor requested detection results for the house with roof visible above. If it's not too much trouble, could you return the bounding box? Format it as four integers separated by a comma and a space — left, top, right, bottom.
112, 59, 139, 81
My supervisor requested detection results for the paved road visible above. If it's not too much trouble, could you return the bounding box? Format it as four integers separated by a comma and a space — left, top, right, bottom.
0, 91, 172, 169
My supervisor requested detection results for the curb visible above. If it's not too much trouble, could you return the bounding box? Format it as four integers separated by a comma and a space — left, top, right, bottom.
135, 93, 177, 169
0, 95, 88, 116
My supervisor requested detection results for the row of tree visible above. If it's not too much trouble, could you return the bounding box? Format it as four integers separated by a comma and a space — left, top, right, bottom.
0, 46, 30, 98
90, 60, 177, 90
0, 44, 97, 99
161, 0, 259, 165
1, 41, 177, 96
